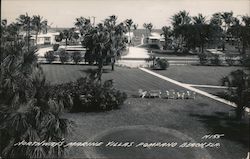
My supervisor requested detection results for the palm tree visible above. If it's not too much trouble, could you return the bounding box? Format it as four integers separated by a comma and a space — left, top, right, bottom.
0, 19, 71, 159
193, 13, 207, 25
221, 11, 234, 51
143, 23, 153, 43
192, 13, 208, 53
32, 15, 48, 45
74, 17, 91, 36
60, 28, 74, 46
16, 13, 32, 51
125, 19, 133, 44
222, 70, 249, 120
171, 10, 191, 27
162, 26, 171, 49
171, 11, 191, 51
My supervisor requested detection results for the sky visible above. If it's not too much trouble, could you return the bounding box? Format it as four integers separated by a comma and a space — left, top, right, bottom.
2, 0, 250, 29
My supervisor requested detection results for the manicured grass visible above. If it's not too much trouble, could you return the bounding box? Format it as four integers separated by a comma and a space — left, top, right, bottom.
41, 64, 249, 159
64, 98, 249, 159
41, 64, 189, 95
152, 65, 243, 86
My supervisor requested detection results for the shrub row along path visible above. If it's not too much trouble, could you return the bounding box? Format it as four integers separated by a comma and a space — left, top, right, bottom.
41, 65, 249, 159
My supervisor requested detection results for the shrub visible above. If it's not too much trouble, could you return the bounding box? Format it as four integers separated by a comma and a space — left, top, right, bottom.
225, 56, 234, 66
221, 70, 250, 120
53, 44, 60, 51
58, 49, 69, 64
155, 58, 169, 70
0, 46, 72, 158
210, 55, 222, 66
198, 53, 208, 65
44, 50, 56, 63
52, 73, 127, 112
72, 51, 82, 64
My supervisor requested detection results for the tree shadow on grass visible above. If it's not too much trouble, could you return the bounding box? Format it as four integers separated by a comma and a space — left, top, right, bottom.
190, 112, 249, 147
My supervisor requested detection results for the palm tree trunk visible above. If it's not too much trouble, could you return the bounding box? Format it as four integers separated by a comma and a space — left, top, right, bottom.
35, 32, 38, 45
98, 58, 103, 82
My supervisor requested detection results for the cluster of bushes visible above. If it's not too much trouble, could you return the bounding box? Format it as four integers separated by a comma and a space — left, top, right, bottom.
198, 53, 243, 66
50, 73, 127, 112
44, 49, 83, 64
220, 69, 250, 120
145, 56, 169, 70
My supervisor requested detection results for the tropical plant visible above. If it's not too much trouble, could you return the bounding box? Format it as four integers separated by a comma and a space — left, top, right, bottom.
221, 70, 250, 120
72, 51, 82, 64
228, 15, 250, 54
82, 15, 128, 80
44, 50, 56, 63
125, 19, 133, 44
58, 48, 69, 64
16, 13, 33, 51
161, 26, 172, 49
154, 58, 169, 70
50, 74, 127, 112
32, 15, 48, 45
198, 53, 209, 65
210, 54, 222, 65
53, 44, 60, 51
143, 23, 153, 38
0, 18, 72, 158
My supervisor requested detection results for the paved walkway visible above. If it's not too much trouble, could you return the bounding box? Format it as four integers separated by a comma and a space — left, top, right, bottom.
139, 68, 249, 113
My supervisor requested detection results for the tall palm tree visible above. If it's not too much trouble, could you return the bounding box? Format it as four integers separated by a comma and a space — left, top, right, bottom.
74, 17, 92, 36
143, 23, 153, 42
162, 26, 171, 49
220, 11, 234, 51
125, 19, 133, 44
193, 13, 207, 25
32, 15, 48, 45
16, 13, 32, 51
171, 10, 191, 27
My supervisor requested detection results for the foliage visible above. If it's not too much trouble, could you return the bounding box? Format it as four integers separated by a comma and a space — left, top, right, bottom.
72, 51, 82, 64
198, 53, 209, 65
53, 44, 60, 51
221, 70, 250, 120
154, 58, 169, 70
225, 56, 235, 66
210, 55, 222, 66
146, 56, 169, 70
143, 23, 153, 38
44, 50, 56, 63
1, 17, 72, 158
58, 48, 69, 64
161, 26, 172, 49
81, 15, 128, 80
50, 73, 127, 112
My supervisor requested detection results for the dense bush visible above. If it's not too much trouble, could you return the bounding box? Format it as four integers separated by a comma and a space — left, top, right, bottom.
210, 55, 222, 65
221, 70, 250, 120
155, 58, 169, 70
44, 50, 56, 63
53, 44, 60, 51
58, 48, 69, 64
72, 51, 82, 64
0, 45, 72, 158
51, 74, 127, 112
225, 56, 235, 66
198, 53, 208, 65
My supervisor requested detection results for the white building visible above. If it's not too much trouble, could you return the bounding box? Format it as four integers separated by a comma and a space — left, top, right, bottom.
32, 32, 60, 45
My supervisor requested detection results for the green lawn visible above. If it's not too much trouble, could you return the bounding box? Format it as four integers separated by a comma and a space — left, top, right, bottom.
41, 64, 190, 95
153, 65, 243, 86
41, 64, 249, 159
